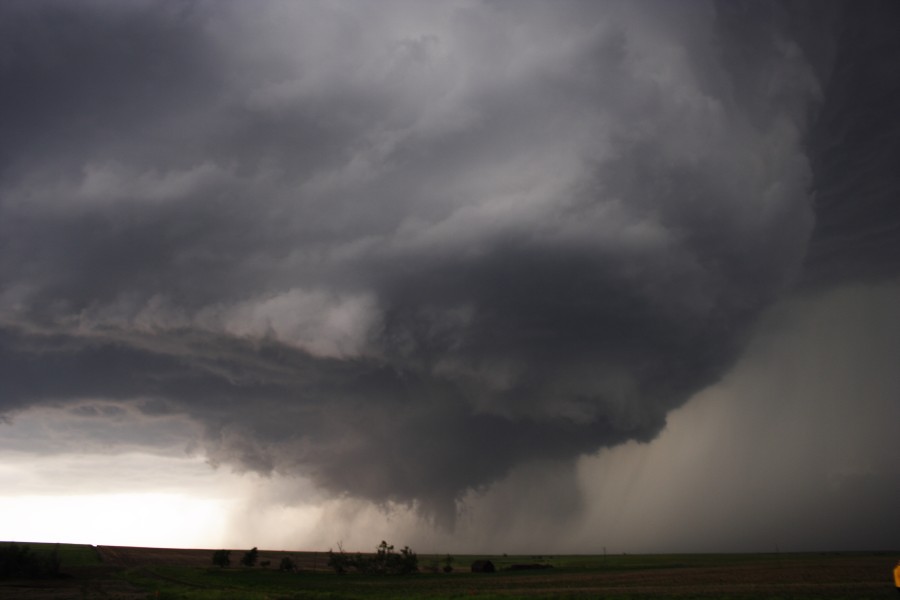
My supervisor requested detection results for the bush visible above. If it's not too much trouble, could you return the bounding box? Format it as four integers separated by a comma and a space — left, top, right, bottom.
241, 547, 259, 567
279, 556, 296, 572
326, 546, 353, 575
212, 549, 231, 568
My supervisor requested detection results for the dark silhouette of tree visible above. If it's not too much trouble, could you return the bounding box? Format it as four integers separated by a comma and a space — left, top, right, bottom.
327, 540, 417, 575
241, 547, 259, 567
443, 553, 454, 573
327, 543, 352, 575
212, 549, 231, 568
279, 556, 296, 572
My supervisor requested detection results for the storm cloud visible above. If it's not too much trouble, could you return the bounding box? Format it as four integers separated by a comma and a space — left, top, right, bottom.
1, 0, 898, 528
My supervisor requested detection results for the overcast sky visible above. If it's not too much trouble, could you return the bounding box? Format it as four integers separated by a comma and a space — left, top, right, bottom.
1, 0, 899, 553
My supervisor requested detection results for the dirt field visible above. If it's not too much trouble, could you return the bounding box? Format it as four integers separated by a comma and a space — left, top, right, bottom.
0, 545, 337, 599
457, 555, 898, 597
96, 544, 332, 571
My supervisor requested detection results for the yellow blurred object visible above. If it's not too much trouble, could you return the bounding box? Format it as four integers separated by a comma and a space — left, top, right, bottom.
894, 561, 900, 588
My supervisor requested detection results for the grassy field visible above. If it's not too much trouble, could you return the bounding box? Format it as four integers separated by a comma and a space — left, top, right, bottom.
2, 542, 898, 599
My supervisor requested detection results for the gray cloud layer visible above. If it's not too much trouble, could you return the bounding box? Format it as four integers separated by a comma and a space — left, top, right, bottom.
1, 0, 897, 525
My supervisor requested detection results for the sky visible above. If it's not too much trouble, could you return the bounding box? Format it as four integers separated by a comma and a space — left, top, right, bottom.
1, 0, 899, 554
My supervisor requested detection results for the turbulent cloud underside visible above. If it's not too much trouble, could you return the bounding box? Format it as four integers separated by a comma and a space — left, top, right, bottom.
1, 0, 898, 525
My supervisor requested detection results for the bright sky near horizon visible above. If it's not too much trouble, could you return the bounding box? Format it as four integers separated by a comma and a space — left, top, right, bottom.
1, 0, 899, 553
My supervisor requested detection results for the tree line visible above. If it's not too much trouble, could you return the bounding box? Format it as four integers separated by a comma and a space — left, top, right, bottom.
211, 540, 419, 575
327, 540, 418, 575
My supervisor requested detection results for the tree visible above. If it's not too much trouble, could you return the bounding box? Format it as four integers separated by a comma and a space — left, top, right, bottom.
241, 547, 259, 567
327, 541, 418, 575
279, 556, 296, 572
371, 540, 394, 574
326, 543, 353, 575
396, 545, 418, 575
212, 549, 231, 568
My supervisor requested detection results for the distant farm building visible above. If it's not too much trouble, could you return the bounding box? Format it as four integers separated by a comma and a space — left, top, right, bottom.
470, 560, 495, 573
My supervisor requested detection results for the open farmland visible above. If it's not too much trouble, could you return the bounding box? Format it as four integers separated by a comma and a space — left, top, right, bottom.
1, 543, 898, 599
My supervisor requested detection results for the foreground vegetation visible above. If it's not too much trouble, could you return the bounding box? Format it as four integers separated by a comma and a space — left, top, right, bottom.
1, 542, 897, 599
